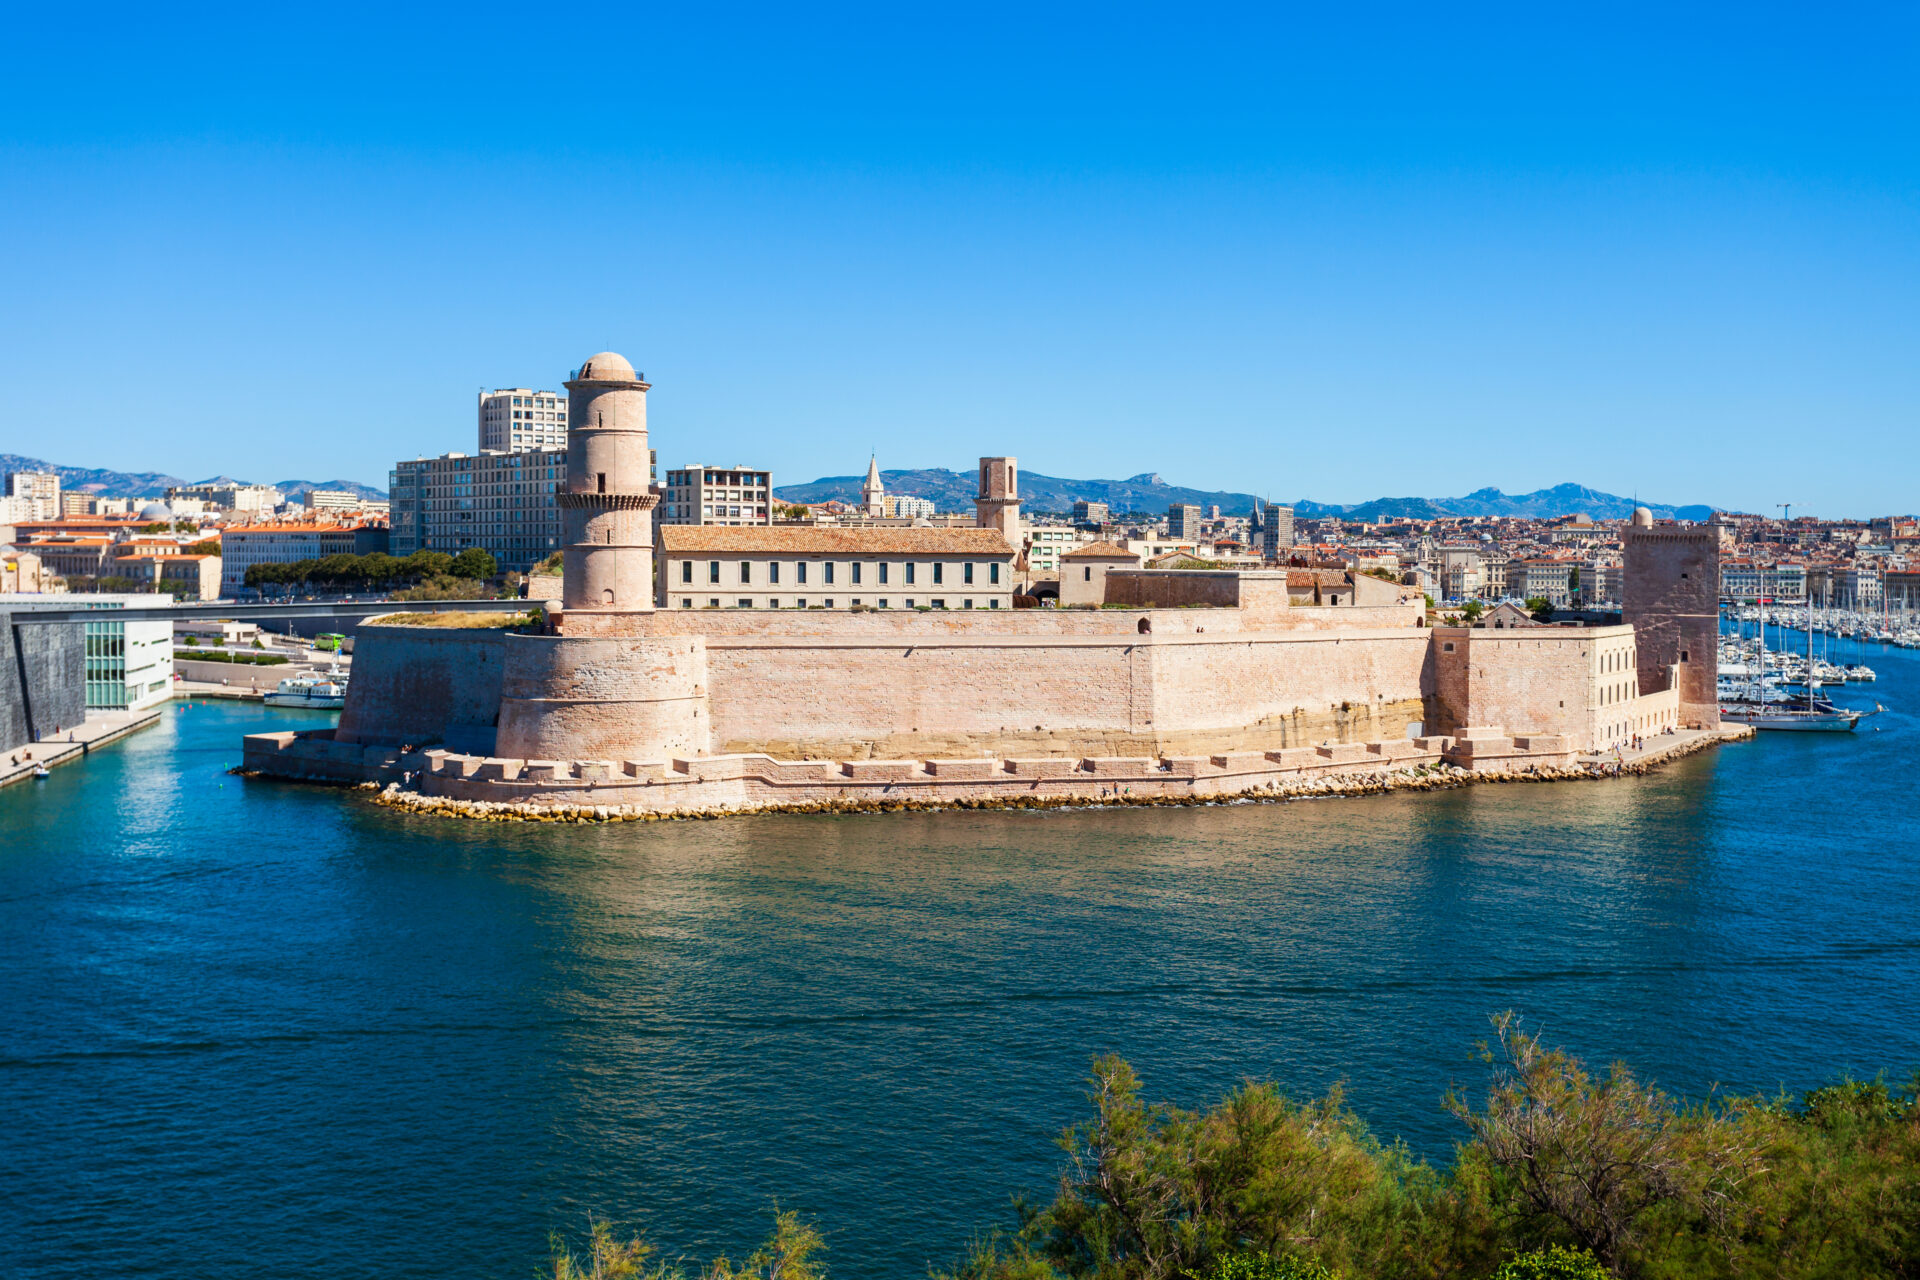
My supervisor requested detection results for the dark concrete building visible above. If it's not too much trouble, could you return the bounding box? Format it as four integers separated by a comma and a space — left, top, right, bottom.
2, 609, 85, 754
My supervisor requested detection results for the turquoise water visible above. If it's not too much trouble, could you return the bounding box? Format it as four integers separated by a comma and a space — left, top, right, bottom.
3, 640, 1917, 1279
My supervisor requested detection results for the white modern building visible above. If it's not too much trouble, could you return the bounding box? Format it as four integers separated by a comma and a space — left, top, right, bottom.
660, 465, 773, 527
478, 387, 569, 453
307, 489, 375, 514
0, 593, 173, 711
388, 449, 565, 573
165, 483, 282, 513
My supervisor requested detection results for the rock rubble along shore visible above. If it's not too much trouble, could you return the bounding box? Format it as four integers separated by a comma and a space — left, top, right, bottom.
355, 729, 1742, 824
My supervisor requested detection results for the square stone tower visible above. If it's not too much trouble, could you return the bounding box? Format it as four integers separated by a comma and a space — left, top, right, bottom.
1622, 507, 1722, 728
975, 456, 1020, 545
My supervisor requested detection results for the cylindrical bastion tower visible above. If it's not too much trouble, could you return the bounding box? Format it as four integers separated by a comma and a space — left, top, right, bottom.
559, 351, 657, 615
495, 351, 711, 764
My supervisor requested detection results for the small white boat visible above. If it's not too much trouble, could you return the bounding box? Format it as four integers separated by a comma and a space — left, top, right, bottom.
265, 674, 348, 710
32, 764, 50, 779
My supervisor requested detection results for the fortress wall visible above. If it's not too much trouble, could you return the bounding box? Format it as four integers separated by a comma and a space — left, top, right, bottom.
702, 634, 1150, 759
1104, 571, 1247, 609
337, 608, 1432, 764
1265, 603, 1424, 631
645, 606, 1233, 637
1426, 626, 1632, 751
334, 625, 509, 752
698, 628, 1429, 760
1147, 630, 1431, 750
636, 602, 1422, 638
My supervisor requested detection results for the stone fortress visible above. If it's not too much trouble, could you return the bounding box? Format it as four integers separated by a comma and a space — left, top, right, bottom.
247, 351, 1730, 815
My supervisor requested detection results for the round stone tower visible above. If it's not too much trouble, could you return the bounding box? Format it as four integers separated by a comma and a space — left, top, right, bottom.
496, 350, 711, 764
559, 351, 657, 616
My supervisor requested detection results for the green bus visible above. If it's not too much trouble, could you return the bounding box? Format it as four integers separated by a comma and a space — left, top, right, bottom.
314, 633, 346, 652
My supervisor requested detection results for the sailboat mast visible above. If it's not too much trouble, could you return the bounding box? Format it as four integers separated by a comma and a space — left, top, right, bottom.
1806, 577, 1814, 712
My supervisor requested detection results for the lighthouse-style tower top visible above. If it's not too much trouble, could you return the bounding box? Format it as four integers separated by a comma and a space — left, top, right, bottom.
558, 351, 657, 621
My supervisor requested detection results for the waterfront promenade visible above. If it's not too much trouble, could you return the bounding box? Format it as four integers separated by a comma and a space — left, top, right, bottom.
0, 704, 164, 789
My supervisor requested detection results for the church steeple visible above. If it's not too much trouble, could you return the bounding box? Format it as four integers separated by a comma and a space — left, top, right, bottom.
861, 454, 886, 517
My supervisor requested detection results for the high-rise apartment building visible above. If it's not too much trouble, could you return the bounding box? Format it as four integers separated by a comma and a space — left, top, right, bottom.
1167, 503, 1200, 538
660, 465, 773, 526
478, 388, 568, 453
1072, 500, 1110, 526
1253, 502, 1295, 561
5, 471, 61, 520
387, 449, 566, 573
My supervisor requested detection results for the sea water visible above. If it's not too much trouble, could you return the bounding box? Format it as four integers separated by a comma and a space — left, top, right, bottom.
3, 636, 1916, 1278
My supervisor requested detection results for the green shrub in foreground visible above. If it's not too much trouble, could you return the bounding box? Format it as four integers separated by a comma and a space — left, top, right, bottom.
1209, 1252, 1344, 1280
1492, 1247, 1608, 1280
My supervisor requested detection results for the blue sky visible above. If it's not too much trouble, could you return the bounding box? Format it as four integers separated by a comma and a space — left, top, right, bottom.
2, 3, 1916, 516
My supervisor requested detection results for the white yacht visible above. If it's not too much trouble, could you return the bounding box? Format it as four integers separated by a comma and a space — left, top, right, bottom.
265, 673, 348, 710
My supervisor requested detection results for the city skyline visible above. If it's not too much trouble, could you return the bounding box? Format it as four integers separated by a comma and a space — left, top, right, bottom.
3, 4, 1917, 516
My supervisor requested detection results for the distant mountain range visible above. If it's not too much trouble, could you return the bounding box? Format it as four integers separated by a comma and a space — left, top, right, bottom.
0, 455, 388, 503
774, 469, 1715, 522
3, 450, 1713, 522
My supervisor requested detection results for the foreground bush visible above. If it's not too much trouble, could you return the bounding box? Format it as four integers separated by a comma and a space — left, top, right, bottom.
558, 1015, 1920, 1280
937, 1013, 1920, 1280
548, 1209, 823, 1280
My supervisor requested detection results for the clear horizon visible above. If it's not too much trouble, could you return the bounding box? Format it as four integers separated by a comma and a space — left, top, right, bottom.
3, 3, 1916, 518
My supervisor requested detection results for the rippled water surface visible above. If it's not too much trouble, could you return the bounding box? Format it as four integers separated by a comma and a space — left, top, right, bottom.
4, 637, 1918, 1279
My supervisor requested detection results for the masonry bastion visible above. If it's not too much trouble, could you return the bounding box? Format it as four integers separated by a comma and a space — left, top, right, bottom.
252, 352, 1730, 819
